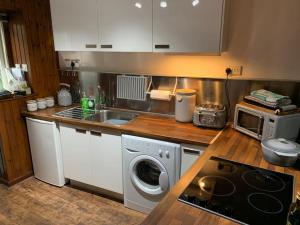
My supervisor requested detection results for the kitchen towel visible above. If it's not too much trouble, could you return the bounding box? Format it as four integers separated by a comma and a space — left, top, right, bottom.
250, 89, 291, 106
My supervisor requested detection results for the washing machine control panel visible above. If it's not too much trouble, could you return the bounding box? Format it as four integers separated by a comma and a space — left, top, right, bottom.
157, 148, 172, 159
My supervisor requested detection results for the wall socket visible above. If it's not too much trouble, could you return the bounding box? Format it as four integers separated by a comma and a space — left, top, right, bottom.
229, 66, 243, 76
64, 59, 80, 68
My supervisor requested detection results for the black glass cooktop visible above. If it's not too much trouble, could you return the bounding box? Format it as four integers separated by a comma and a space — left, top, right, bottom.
178, 157, 294, 225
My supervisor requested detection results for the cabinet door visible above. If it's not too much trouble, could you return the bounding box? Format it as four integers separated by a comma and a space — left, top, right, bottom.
98, 0, 152, 52
60, 125, 92, 184
153, 0, 225, 53
50, 0, 99, 51
181, 144, 206, 177
90, 131, 123, 194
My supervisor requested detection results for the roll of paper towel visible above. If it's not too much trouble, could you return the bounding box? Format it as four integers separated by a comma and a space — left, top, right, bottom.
150, 90, 171, 101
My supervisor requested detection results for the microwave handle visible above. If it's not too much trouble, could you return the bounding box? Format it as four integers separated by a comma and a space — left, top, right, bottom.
257, 116, 264, 138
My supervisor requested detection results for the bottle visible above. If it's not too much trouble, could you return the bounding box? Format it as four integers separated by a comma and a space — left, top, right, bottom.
88, 96, 96, 110
97, 85, 106, 109
287, 192, 300, 225
80, 92, 89, 110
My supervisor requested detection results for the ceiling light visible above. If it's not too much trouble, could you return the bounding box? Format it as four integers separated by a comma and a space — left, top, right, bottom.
192, 0, 199, 6
135, 2, 142, 8
160, 1, 167, 8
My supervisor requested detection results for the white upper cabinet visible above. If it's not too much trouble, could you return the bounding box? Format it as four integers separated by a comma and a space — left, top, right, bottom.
50, 0, 99, 51
50, 0, 226, 53
153, 0, 225, 53
98, 0, 153, 52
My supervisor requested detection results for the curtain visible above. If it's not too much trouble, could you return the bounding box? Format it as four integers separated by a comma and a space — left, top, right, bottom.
0, 21, 9, 92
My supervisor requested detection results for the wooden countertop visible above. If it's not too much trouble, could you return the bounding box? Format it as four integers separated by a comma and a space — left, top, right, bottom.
141, 126, 300, 225
22, 106, 221, 146
22, 106, 300, 224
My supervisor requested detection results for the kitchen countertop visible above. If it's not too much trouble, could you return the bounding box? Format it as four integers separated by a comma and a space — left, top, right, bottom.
22, 106, 300, 224
141, 125, 300, 225
21, 106, 221, 146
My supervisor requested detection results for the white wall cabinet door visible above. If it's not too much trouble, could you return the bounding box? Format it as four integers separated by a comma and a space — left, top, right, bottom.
90, 131, 123, 194
50, 0, 99, 51
98, 0, 152, 52
60, 125, 92, 184
153, 0, 225, 53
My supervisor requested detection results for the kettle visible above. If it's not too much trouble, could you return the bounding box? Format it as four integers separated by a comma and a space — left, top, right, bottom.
57, 83, 72, 106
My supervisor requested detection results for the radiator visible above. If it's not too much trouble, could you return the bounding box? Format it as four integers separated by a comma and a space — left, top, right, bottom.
117, 75, 148, 101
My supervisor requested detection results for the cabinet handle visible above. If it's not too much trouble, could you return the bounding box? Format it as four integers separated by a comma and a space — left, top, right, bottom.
91, 131, 102, 137
75, 128, 86, 134
85, 44, 97, 49
155, 44, 170, 49
183, 148, 201, 155
101, 44, 113, 49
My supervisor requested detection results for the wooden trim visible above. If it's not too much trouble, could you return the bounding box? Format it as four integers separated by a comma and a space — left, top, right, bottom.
2, 21, 14, 66
0, 93, 37, 103
0, 171, 33, 186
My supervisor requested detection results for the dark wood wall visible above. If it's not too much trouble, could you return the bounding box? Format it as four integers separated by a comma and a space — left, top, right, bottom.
0, 0, 60, 185
5, 0, 60, 97
0, 96, 34, 185
0, 0, 16, 11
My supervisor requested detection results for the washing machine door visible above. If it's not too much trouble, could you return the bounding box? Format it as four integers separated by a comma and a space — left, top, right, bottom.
129, 155, 169, 196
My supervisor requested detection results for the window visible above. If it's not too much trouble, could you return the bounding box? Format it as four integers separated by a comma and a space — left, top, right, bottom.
0, 14, 9, 92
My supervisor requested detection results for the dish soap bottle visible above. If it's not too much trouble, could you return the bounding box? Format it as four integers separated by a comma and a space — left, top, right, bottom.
80, 92, 89, 110
287, 192, 300, 225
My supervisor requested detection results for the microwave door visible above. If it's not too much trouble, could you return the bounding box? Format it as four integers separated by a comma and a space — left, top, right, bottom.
236, 110, 264, 139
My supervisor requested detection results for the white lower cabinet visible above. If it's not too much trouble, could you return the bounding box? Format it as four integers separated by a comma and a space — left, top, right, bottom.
90, 131, 123, 194
60, 124, 123, 194
60, 125, 92, 184
180, 144, 206, 177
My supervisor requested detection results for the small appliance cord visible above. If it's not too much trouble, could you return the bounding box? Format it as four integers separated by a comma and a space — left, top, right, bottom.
225, 68, 232, 121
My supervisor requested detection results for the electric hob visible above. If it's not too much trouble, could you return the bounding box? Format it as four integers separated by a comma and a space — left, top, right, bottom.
178, 157, 294, 225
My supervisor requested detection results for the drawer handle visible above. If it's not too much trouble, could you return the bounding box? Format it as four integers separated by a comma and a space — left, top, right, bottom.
101, 44, 113, 49
75, 128, 86, 134
183, 148, 201, 155
85, 44, 97, 48
155, 44, 170, 49
91, 131, 102, 137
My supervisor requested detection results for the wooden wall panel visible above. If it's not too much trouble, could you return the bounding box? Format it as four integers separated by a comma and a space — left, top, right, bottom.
0, 0, 16, 11
0, 96, 34, 185
8, 0, 60, 97
0, 0, 60, 185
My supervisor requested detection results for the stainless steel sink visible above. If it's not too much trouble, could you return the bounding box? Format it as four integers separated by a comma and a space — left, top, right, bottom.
54, 107, 138, 125
86, 109, 138, 125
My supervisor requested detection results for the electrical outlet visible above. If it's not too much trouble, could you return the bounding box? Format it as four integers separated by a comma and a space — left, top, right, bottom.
229, 66, 243, 76
70, 59, 80, 68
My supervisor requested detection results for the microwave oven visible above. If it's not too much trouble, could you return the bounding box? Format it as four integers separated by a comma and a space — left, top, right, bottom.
234, 102, 300, 141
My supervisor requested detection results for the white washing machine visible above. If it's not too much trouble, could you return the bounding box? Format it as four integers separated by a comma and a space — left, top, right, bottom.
122, 135, 181, 214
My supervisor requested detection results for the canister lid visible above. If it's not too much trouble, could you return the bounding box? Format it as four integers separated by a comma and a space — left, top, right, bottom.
26, 100, 36, 104
176, 89, 196, 96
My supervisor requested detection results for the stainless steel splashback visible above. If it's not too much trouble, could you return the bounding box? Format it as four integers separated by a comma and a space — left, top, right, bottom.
74, 71, 300, 119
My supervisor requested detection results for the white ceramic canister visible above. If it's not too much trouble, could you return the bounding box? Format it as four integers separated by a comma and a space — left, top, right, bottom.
175, 89, 197, 122
36, 98, 47, 109
27, 100, 38, 112
45, 96, 55, 107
